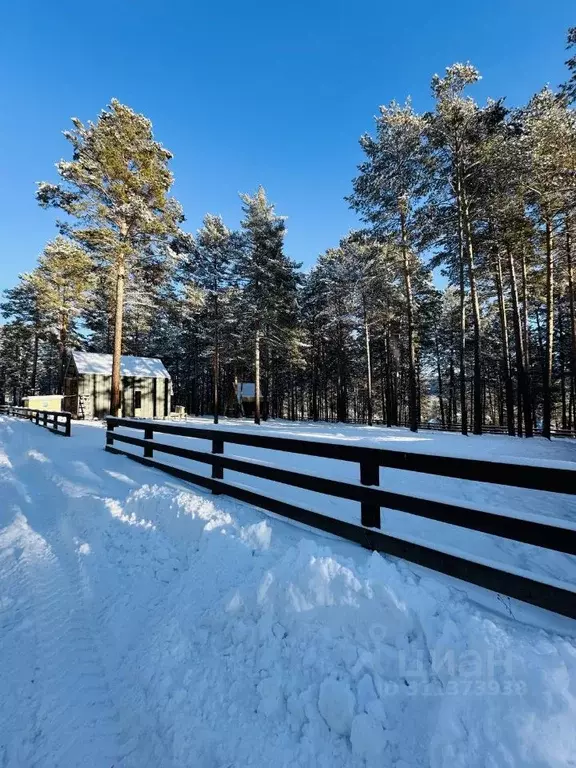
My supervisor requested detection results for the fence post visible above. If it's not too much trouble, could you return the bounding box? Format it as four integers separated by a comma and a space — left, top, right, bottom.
144, 425, 154, 457
43, 411, 48, 429
106, 419, 115, 447
35, 410, 40, 425
360, 456, 380, 528
212, 437, 224, 493
65, 414, 71, 437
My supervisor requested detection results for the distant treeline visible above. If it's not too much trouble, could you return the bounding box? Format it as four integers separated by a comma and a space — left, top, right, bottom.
2, 28, 576, 436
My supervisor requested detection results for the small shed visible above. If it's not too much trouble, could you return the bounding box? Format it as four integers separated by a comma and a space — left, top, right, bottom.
236, 382, 257, 417
63, 352, 172, 420
23, 394, 64, 411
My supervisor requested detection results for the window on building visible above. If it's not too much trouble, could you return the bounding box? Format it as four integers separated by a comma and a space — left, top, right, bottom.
134, 390, 142, 409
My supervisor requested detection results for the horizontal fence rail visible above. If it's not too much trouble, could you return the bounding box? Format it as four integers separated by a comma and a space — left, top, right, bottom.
0, 405, 71, 437
105, 417, 576, 620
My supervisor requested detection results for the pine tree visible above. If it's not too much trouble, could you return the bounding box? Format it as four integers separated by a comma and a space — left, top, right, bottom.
26, 237, 94, 392
238, 187, 298, 424
519, 89, 576, 437
427, 64, 495, 434
1, 278, 45, 394
36, 99, 183, 416
0, 322, 36, 404
177, 215, 241, 423
476, 111, 534, 435
312, 246, 358, 422
349, 100, 429, 431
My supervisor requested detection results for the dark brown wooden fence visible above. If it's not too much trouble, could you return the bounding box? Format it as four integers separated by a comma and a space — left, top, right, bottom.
0, 405, 72, 436
105, 417, 576, 620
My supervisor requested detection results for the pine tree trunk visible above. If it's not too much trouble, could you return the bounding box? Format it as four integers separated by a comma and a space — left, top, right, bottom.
311, 318, 319, 421
392, 340, 399, 425
254, 326, 261, 425
517, 379, 524, 438
213, 298, 219, 425
194, 332, 200, 416
448, 340, 456, 428
336, 321, 347, 422
400, 208, 418, 432
559, 303, 568, 429
263, 339, 271, 421
507, 246, 533, 437
312, 362, 318, 421
535, 307, 545, 365
384, 324, 392, 426
462, 193, 482, 434
58, 307, 68, 397
521, 251, 531, 371
457, 193, 468, 436
384, 332, 392, 427
493, 247, 515, 435
363, 299, 373, 426
379, 345, 386, 425
566, 223, 576, 409
542, 219, 554, 439
31, 333, 39, 395
417, 358, 422, 424
290, 365, 296, 421
110, 258, 125, 417
522, 255, 538, 432
435, 333, 445, 427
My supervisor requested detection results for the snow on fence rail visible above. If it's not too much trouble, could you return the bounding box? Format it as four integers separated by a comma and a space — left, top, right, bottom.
105, 417, 576, 620
0, 405, 71, 436
284, 416, 576, 439
399, 421, 576, 439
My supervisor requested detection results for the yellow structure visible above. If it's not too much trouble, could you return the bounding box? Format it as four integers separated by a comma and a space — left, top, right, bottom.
22, 395, 64, 411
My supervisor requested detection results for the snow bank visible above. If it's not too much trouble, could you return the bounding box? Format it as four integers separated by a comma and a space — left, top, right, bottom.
1, 417, 576, 767
89, 485, 576, 767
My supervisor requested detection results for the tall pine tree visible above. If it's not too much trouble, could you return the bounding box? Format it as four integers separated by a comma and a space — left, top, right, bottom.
37, 99, 183, 415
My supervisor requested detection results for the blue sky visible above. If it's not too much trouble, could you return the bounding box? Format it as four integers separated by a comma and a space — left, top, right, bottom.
0, 1, 573, 292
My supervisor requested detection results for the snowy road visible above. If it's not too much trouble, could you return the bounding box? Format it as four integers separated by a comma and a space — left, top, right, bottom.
1, 416, 576, 767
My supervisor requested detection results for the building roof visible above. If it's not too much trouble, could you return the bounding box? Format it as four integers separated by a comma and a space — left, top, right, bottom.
71, 352, 171, 379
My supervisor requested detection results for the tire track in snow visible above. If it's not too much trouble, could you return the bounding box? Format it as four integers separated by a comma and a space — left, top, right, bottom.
16, 519, 126, 768
0, 516, 41, 767
3, 424, 174, 767
0, 425, 125, 766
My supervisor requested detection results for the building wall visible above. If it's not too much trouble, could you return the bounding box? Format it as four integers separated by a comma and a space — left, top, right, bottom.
66, 373, 170, 419
74, 374, 112, 419
139, 377, 155, 419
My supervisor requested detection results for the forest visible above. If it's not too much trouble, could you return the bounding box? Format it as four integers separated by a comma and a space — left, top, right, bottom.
1, 28, 576, 437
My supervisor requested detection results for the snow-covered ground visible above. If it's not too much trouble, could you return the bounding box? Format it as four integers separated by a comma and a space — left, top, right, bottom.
1, 415, 576, 767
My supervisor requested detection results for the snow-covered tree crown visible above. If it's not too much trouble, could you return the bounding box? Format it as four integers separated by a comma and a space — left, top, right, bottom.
36, 99, 183, 262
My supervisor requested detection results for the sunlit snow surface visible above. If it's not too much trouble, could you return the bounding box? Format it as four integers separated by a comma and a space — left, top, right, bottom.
1, 415, 575, 767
